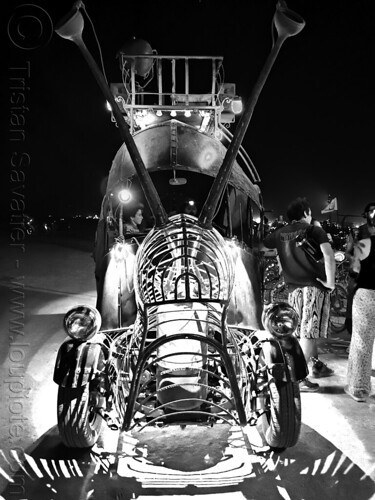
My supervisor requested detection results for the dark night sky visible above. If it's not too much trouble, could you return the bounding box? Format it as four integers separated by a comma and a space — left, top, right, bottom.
2, 0, 375, 226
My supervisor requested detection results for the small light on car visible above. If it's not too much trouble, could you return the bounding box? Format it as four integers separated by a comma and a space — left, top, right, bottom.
63, 305, 101, 342
118, 188, 132, 203
262, 302, 299, 338
334, 251, 345, 263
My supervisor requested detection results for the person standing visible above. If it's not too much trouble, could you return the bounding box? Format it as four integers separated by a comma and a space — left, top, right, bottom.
358, 202, 375, 239
345, 234, 375, 402
344, 202, 375, 334
182, 199, 198, 216
123, 205, 144, 234
262, 197, 336, 392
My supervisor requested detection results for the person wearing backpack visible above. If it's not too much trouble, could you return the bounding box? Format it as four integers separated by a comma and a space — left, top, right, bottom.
261, 197, 336, 392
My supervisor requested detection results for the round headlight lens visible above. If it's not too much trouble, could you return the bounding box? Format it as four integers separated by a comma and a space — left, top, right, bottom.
334, 251, 345, 263
262, 302, 299, 338
63, 305, 101, 342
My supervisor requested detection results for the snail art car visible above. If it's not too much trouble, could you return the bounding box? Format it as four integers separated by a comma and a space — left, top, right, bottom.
53, 0, 308, 452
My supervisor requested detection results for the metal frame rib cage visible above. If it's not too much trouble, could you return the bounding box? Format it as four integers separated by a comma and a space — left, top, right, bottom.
120, 214, 253, 430
135, 214, 234, 306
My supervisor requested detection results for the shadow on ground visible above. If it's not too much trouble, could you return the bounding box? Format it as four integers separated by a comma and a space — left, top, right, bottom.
1, 422, 374, 500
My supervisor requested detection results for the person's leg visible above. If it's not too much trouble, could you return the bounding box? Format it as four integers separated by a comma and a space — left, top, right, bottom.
299, 337, 318, 363
347, 288, 375, 399
297, 286, 325, 366
289, 287, 320, 391
305, 287, 334, 378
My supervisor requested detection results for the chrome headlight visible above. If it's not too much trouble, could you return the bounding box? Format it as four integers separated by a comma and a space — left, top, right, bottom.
334, 251, 345, 263
63, 305, 101, 342
262, 302, 299, 338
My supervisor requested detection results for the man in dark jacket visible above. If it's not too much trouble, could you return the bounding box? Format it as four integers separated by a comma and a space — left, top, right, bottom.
358, 202, 375, 240
262, 197, 336, 392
